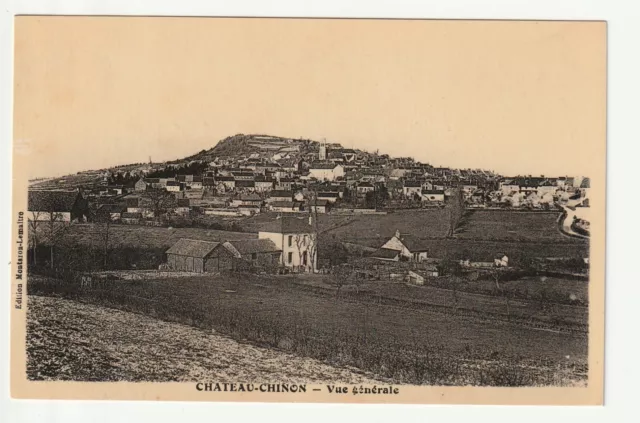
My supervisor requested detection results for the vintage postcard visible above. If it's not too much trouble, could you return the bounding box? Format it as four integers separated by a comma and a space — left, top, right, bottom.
10, 16, 605, 405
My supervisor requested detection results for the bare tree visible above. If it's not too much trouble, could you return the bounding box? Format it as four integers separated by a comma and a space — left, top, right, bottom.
141, 189, 178, 221
447, 188, 464, 237
489, 267, 511, 318
94, 209, 113, 269
28, 212, 43, 266
331, 264, 352, 297
306, 187, 321, 273
294, 233, 308, 273
449, 275, 462, 314
46, 211, 72, 270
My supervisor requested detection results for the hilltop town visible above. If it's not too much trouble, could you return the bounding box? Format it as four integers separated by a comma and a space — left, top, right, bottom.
30, 133, 590, 215
25, 135, 591, 386
27, 133, 591, 275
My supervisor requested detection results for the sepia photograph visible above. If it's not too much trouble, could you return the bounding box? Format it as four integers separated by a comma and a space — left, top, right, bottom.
10, 16, 605, 405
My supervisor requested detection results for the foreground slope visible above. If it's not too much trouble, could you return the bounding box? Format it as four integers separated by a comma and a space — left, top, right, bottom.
26, 296, 383, 383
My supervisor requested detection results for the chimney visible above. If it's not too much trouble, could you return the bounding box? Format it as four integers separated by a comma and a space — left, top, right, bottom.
395, 229, 401, 239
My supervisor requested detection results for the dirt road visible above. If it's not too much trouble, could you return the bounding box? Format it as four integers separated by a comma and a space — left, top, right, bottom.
26, 295, 384, 383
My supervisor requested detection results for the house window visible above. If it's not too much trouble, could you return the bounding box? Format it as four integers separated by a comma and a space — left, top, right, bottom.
288, 235, 293, 247
287, 252, 293, 264
302, 251, 308, 266
251, 253, 257, 261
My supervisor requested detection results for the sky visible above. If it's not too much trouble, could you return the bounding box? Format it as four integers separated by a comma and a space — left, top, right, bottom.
13, 17, 605, 179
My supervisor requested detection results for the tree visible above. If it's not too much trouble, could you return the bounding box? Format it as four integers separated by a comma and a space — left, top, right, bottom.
41, 210, 72, 271
331, 264, 352, 296
141, 189, 178, 221
447, 188, 464, 237
438, 255, 463, 277
364, 185, 389, 209
28, 212, 43, 266
93, 209, 114, 269
449, 275, 462, 313
489, 267, 512, 318
306, 188, 321, 273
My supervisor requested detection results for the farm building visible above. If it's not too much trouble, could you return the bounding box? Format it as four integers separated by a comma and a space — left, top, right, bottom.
380, 230, 429, 262
406, 267, 439, 285
96, 204, 126, 221
28, 190, 90, 222
223, 239, 282, 269
308, 199, 331, 214
165, 238, 236, 273
370, 248, 400, 262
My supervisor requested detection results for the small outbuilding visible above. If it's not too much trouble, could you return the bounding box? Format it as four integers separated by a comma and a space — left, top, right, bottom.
165, 238, 235, 273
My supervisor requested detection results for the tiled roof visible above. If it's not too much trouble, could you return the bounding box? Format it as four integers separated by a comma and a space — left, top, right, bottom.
259, 216, 313, 234
225, 239, 281, 257
397, 235, 430, 252
370, 248, 400, 259
239, 193, 262, 201
28, 190, 79, 212
270, 190, 293, 198
166, 238, 221, 258
270, 201, 297, 208
97, 204, 126, 214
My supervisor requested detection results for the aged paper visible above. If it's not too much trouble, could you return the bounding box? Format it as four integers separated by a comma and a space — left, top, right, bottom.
11, 16, 605, 405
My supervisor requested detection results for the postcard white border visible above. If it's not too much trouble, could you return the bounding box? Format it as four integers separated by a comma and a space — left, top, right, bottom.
2, 0, 639, 422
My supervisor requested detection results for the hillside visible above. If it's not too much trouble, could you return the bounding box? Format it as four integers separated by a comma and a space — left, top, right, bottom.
183, 134, 320, 162
29, 132, 499, 189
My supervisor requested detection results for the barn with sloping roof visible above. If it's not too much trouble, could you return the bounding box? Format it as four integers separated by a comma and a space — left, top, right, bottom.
165, 238, 235, 273
28, 190, 89, 222
223, 239, 282, 269
380, 230, 430, 262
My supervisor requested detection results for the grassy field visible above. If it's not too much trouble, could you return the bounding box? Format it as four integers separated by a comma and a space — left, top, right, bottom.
328, 278, 588, 326
27, 296, 382, 383
240, 210, 451, 240
319, 209, 450, 240
430, 275, 590, 306
335, 237, 589, 262
29, 274, 588, 386
33, 223, 256, 248
242, 209, 588, 262
455, 210, 580, 243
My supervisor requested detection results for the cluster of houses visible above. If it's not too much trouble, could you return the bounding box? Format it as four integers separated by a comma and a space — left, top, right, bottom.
26, 137, 590, 284
162, 223, 511, 285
